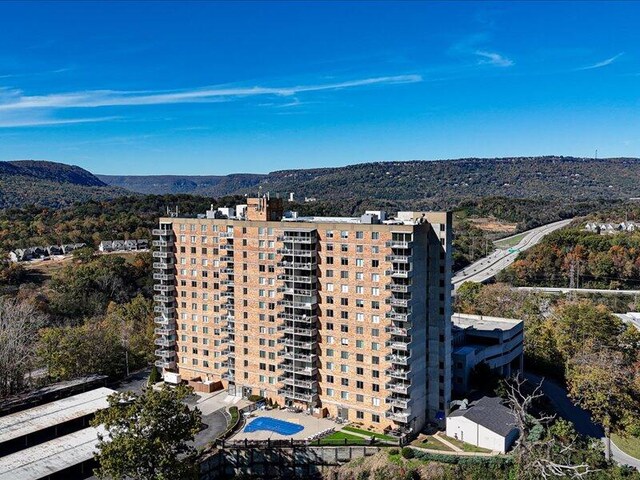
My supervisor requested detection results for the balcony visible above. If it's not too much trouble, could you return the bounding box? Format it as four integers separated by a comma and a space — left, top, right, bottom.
278, 313, 317, 324
153, 273, 174, 281
277, 299, 315, 309
277, 274, 317, 283
155, 348, 175, 358
219, 232, 234, 238
386, 340, 409, 351
278, 338, 314, 349
278, 326, 318, 336
220, 336, 235, 345
278, 376, 315, 389
219, 256, 234, 262
277, 262, 316, 270
385, 326, 408, 336
385, 354, 410, 365
277, 286, 314, 296
279, 363, 317, 376
152, 251, 171, 259
385, 410, 411, 423
385, 312, 410, 322
154, 337, 176, 347
220, 291, 234, 298
385, 283, 410, 293
152, 240, 174, 247
385, 368, 411, 380
153, 262, 173, 270
385, 269, 413, 279
386, 297, 412, 308
154, 305, 175, 314
154, 326, 174, 336
277, 235, 316, 244
220, 268, 235, 274
154, 316, 174, 326
155, 359, 176, 369
152, 228, 173, 236
277, 248, 315, 256
386, 396, 412, 409
385, 255, 411, 263
153, 295, 173, 303
219, 244, 234, 250
385, 240, 413, 249
277, 388, 317, 403
153, 284, 174, 293
385, 382, 411, 395
279, 350, 317, 362
221, 348, 236, 357
222, 373, 235, 381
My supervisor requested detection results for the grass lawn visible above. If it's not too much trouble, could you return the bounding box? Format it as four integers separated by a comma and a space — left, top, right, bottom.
441, 434, 492, 453
611, 433, 640, 459
319, 431, 368, 445
494, 232, 526, 249
342, 426, 396, 442
412, 436, 453, 452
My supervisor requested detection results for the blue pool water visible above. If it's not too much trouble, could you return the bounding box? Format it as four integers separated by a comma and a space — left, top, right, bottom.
244, 417, 304, 435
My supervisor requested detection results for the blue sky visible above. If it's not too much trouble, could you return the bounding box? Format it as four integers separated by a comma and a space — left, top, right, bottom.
0, 1, 638, 175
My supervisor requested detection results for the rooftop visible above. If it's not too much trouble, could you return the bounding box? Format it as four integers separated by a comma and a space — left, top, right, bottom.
452, 313, 523, 332
0, 426, 103, 480
0, 387, 114, 444
448, 396, 517, 437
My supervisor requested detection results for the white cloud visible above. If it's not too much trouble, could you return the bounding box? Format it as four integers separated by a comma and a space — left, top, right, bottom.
0, 115, 118, 128
474, 50, 514, 67
0, 74, 422, 112
578, 52, 624, 70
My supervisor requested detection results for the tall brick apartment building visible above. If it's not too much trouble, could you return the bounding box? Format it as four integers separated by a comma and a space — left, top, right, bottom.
153, 197, 451, 433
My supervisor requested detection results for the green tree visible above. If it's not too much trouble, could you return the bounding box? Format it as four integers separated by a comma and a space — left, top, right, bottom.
92, 386, 202, 480
566, 348, 639, 458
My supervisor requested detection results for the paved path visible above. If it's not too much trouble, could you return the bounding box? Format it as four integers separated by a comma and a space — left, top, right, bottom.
410, 444, 498, 457
452, 219, 573, 291
433, 432, 462, 452
525, 372, 640, 470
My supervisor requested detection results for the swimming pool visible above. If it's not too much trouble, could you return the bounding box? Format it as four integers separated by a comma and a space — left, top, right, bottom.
244, 417, 304, 436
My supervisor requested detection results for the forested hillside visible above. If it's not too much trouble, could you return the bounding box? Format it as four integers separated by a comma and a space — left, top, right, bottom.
99, 156, 640, 206
0, 160, 125, 208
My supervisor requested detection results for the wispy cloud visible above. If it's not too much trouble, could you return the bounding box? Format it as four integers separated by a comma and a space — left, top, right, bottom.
474, 50, 514, 67
0, 74, 422, 112
578, 52, 624, 70
0, 115, 118, 128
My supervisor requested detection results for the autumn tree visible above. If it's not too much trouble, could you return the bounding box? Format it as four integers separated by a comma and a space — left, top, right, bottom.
92, 386, 202, 480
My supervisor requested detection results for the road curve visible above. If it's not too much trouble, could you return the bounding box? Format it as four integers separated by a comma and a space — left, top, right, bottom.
452, 218, 573, 291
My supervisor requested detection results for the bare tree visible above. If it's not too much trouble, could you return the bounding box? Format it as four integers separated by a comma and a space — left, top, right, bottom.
0, 298, 47, 398
504, 376, 601, 479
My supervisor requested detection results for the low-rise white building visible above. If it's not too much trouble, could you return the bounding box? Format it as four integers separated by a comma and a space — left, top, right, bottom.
446, 396, 519, 453
452, 313, 524, 395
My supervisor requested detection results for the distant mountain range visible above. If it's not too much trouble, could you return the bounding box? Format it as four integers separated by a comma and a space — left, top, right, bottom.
99, 156, 640, 206
2, 156, 640, 210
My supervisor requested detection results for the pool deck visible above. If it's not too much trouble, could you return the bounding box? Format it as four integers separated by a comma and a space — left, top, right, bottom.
230, 409, 338, 441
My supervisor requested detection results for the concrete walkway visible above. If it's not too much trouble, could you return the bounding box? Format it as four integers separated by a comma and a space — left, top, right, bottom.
411, 444, 498, 457
525, 372, 640, 470
433, 432, 462, 452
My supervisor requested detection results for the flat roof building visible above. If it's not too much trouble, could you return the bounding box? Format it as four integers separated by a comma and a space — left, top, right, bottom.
153, 197, 452, 434
451, 313, 524, 395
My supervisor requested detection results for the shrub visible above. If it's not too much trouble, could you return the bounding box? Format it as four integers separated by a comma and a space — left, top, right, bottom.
400, 446, 415, 459
247, 394, 264, 402
147, 366, 160, 386
388, 448, 399, 455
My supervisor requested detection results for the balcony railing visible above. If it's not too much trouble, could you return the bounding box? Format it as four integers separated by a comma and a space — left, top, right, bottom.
154, 337, 176, 347
277, 248, 315, 256
385, 284, 410, 293
385, 240, 413, 249
278, 338, 315, 349
277, 287, 314, 296
153, 273, 174, 281
219, 232, 234, 238
222, 373, 235, 381
153, 262, 173, 270
385, 255, 411, 263
155, 348, 175, 358
154, 327, 174, 336
386, 340, 410, 351
278, 376, 315, 389
277, 274, 317, 283
385, 382, 411, 395
153, 295, 173, 303
277, 300, 315, 309
277, 262, 316, 270
277, 326, 318, 336
277, 388, 317, 403
385, 312, 411, 322
152, 251, 171, 259
385, 297, 412, 308
385, 368, 411, 380
385, 354, 410, 365
278, 350, 317, 362
152, 240, 174, 247
154, 316, 174, 326
152, 228, 173, 236
279, 364, 318, 376
385, 269, 413, 278
153, 284, 174, 293
219, 256, 234, 262
386, 396, 411, 409
385, 326, 409, 336
154, 305, 175, 314
385, 409, 411, 423
155, 359, 176, 369
277, 235, 316, 244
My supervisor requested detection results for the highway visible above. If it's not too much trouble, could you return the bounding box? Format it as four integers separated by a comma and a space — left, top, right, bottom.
517, 286, 640, 296
452, 218, 573, 291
